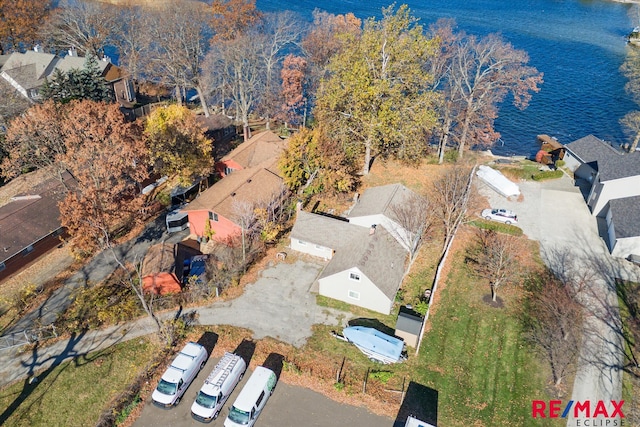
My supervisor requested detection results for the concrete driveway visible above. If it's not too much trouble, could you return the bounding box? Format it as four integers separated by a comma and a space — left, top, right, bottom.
477, 173, 640, 424
133, 359, 392, 427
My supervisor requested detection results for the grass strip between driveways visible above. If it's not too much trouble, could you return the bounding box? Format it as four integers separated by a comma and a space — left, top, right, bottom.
413, 248, 562, 427
0, 337, 158, 427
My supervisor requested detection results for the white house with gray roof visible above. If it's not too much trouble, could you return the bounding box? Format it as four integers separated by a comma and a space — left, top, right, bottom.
0, 49, 134, 103
564, 135, 640, 258
290, 183, 416, 314
347, 183, 417, 252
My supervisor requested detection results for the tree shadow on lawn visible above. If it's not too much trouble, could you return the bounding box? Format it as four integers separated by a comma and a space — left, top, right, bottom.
0, 328, 125, 425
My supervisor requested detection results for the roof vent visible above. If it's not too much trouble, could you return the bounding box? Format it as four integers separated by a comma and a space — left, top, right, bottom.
369, 224, 377, 235
231, 192, 236, 197
246, 179, 252, 183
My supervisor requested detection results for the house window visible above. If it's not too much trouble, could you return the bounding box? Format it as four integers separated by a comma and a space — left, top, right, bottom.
349, 272, 360, 281
348, 290, 360, 300
23, 245, 34, 256
315, 244, 324, 250
224, 167, 234, 175
0, 262, 5, 272
209, 212, 219, 222
298, 240, 307, 246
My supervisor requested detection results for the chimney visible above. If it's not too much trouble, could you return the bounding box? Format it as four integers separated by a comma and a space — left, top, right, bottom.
296, 199, 302, 212
369, 224, 377, 235
68, 46, 77, 57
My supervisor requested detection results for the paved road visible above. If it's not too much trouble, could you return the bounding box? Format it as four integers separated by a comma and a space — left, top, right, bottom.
133, 359, 392, 427
0, 260, 346, 388
479, 173, 640, 425
1, 215, 188, 336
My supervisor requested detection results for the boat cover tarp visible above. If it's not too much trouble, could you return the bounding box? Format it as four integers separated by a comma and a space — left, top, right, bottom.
476, 165, 520, 198
343, 326, 404, 362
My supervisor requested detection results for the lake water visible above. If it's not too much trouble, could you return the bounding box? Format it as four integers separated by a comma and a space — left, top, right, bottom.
257, 0, 638, 156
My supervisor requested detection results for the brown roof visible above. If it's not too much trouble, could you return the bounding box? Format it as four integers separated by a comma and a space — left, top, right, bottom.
182, 161, 284, 219
141, 242, 177, 276
0, 172, 75, 263
220, 130, 286, 169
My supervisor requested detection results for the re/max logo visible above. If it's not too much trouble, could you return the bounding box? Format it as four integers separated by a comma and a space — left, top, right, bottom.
532, 400, 625, 418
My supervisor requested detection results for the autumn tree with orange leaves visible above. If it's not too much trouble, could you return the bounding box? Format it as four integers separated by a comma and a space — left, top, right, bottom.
210, 0, 261, 42
58, 101, 149, 253
280, 54, 308, 126
0, 0, 50, 54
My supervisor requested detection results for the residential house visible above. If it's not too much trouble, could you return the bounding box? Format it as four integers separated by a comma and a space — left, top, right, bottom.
0, 172, 75, 282
563, 135, 640, 258
347, 183, 418, 251
181, 161, 284, 243
290, 184, 417, 314
0, 48, 135, 104
215, 130, 286, 177
141, 241, 202, 295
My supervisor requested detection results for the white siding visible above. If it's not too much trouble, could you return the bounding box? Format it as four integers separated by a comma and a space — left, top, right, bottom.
318, 267, 393, 314
290, 238, 334, 260
611, 236, 640, 259
593, 176, 640, 217
563, 151, 583, 172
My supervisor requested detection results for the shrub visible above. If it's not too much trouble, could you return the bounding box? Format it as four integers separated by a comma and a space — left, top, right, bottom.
369, 370, 394, 384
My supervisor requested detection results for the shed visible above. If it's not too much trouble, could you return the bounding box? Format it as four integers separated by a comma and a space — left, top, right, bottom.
142, 242, 202, 294
395, 306, 424, 348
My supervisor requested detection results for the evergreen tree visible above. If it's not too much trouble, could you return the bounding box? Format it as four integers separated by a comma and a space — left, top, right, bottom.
40, 54, 113, 103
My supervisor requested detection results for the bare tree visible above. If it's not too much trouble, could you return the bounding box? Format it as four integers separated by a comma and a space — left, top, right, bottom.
255, 11, 304, 129
203, 31, 263, 140
431, 165, 474, 255
469, 228, 525, 302
111, 2, 151, 88
428, 20, 542, 159
145, 1, 211, 114
389, 192, 432, 262
524, 270, 584, 388
42, 0, 117, 57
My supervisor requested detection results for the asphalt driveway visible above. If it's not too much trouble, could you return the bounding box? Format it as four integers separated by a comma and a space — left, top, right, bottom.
133, 359, 392, 427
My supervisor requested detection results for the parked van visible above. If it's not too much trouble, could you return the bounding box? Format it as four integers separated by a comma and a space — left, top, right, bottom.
152, 342, 208, 408
223, 366, 277, 427
191, 352, 247, 422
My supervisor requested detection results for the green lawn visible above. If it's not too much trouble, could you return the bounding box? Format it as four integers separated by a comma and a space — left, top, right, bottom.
0, 338, 158, 427
411, 248, 561, 427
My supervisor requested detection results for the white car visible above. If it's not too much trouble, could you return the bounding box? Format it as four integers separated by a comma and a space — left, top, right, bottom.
152, 342, 208, 407
481, 208, 518, 225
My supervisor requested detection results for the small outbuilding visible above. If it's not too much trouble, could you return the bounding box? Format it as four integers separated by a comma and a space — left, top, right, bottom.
142, 242, 202, 295
395, 306, 424, 348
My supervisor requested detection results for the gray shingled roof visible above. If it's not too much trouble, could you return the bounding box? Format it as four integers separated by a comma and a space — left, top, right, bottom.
348, 183, 416, 223
396, 309, 423, 335
565, 135, 640, 181
608, 196, 640, 239
319, 226, 407, 301
291, 211, 362, 250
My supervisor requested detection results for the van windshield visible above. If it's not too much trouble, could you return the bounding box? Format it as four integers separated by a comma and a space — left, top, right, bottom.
195, 391, 217, 409
228, 406, 251, 424
156, 379, 178, 395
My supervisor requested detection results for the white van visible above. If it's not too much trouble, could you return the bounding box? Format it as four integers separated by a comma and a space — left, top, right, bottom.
191, 352, 247, 422
223, 366, 277, 427
152, 342, 208, 408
